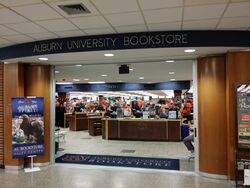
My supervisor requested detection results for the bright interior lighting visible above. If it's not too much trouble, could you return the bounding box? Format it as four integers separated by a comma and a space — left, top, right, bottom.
73, 79, 80, 81
170, 78, 176, 81
104, 53, 114, 57
184, 49, 196, 53
101, 74, 108, 77
55, 70, 60, 73
165, 60, 174, 63
75, 64, 82, 67
168, 72, 175, 75
129, 68, 134, 71
88, 81, 105, 84
56, 82, 72, 84
38, 57, 48, 61
139, 77, 144, 79
84, 78, 89, 80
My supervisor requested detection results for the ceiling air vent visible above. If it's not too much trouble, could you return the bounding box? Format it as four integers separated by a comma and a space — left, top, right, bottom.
58, 3, 90, 15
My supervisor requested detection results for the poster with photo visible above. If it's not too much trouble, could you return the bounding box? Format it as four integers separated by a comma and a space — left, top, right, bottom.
237, 84, 250, 149
12, 97, 44, 158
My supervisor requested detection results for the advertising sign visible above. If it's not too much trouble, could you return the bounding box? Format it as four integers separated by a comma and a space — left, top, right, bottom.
237, 84, 250, 148
12, 97, 44, 158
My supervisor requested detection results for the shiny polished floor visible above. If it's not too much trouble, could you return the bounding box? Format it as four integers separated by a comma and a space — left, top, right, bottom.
0, 164, 231, 188
56, 128, 194, 171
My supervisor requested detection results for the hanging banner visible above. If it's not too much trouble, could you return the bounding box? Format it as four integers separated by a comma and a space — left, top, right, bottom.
236, 84, 250, 149
12, 97, 44, 158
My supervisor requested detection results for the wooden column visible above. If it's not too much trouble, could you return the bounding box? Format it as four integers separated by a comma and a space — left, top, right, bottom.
4, 63, 24, 167
226, 51, 250, 180
0, 63, 4, 167
198, 56, 227, 175
24, 64, 51, 164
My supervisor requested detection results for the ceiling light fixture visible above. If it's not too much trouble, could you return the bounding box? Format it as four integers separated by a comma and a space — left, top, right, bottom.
73, 79, 80, 81
84, 78, 89, 81
168, 72, 175, 75
75, 64, 82, 67
104, 53, 114, 57
184, 49, 196, 53
88, 81, 105, 84
129, 68, 134, 71
55, 70, 60, 73
56, 82, 73, 84
170, 79, 176, 81
101, 74, 108, 77
165, 60, 174, 63
139, 77, 144, 79
38, 57, 48, 61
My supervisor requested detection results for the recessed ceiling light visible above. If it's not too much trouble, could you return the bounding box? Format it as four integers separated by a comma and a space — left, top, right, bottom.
118, 80, 122, 82
88, 81, 105, 84
139, 77, 144, 79
170, 79, 176, 81
84, 78, 89, 81
104, 53, 114, 57
169, 72, 175, 75
38, 57, 48, 61
75, 64, 82, 67
184, 49, 196, 53
73, 79, 80, 81
165, 60, 174, 63
129, 68, 134, 71
56, 82, 73, 84
55, 70, 60, 74
101, 74, 108, 77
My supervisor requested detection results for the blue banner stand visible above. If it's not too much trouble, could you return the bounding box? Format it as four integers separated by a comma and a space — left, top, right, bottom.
24, 155, 40, 173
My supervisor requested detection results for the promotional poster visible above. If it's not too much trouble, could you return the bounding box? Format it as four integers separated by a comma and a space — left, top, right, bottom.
237, 84, 250, 148
12, 97, 44, 158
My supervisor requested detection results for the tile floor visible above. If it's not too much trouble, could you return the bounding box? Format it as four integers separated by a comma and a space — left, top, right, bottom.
56, 128, 194, 171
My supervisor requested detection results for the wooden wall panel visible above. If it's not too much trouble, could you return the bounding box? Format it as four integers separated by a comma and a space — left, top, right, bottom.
198, 56, 228, 175
4, 63, 24, 166
226, 51, 250, 180
0, 63, 4, 167
24, 65, 51, 163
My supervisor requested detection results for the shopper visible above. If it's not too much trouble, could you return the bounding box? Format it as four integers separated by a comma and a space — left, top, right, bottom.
183, 120, 194, 157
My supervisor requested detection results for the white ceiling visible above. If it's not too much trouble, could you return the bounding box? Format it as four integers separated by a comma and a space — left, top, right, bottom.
0, 0, 250, 83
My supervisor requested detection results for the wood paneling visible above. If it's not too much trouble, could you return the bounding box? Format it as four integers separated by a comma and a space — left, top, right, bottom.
226, 51, 250, 180
24, 64, 51, 164
0, 63, 4, 166
198, 56, 228, 175
4, 63, 24, 166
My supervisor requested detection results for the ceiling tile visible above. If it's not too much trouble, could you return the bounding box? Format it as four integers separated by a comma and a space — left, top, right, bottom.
106, 12, 144, 27
6, 22, 47, 34
115, 25, 147, 33
55, 30, 86, 37
148, 22, 181, 31
69, 16, 110, 29
231, 0, 250, 2
0, 25, 19, 36
84, 27, 115, 35
139, 0, 183, 10
27, 32, 58, 40
183, 19, 218, 30
92, 0, 139, 14
143, 8, 182, 24
0, 0, 42, 7
224, 2, 250, 17
184, 4, 226, 20
0, 8, 28, 24
36, 19, 78, 32
217, 17, 250, 29
184, 0, 229, 6
0, 37, 13, 45
12, 3, 63, 21
49, 0, 100, 17
2, 34, 34, 43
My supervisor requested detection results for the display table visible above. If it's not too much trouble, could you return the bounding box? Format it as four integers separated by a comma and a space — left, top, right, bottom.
102, 118, 181, 141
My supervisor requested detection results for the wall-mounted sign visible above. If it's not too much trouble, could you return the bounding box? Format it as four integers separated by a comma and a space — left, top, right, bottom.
236, 84, 250, 149
1, 31, 250, 60
12, 97, 44, 158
